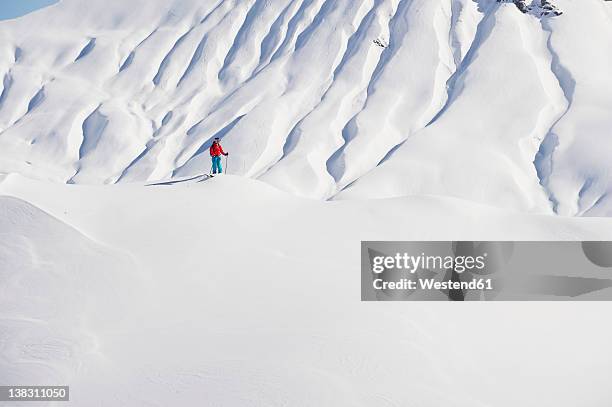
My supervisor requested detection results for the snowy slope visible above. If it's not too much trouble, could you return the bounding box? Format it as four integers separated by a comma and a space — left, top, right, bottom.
2, 2, 612, 405
0, 0, 611, 215
0, 194, 137, 390
2, 174, 612, 406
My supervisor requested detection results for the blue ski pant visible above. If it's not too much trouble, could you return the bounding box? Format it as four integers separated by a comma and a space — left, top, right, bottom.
211, 155, 223, 174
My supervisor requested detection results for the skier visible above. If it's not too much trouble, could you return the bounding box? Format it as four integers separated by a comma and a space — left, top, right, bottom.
209, 137, 229, 175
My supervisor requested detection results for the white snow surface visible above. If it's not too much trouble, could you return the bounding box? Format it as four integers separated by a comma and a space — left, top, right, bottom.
2, 173, 612, 406
2, 1, 612, 405
0, 0, 610, 214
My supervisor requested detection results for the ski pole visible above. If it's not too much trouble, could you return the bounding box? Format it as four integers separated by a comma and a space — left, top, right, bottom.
225, 155, 228, 174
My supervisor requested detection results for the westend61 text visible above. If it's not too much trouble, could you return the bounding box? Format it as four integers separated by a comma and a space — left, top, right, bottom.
373, 278, 494, 291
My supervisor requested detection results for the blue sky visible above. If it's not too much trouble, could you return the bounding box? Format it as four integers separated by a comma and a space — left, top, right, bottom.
0, 0, 58, 20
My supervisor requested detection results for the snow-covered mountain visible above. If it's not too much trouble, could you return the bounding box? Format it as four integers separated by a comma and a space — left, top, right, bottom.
3, 2, 612, 405
1, 0, 611, 215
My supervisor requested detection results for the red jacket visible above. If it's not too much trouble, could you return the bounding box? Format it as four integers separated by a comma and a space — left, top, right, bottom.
210, 142, 226, 157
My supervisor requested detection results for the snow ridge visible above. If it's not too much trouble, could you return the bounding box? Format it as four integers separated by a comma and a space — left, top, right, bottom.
0, 0, 610, 215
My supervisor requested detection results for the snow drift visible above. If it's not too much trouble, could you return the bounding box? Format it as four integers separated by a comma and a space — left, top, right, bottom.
2, 173, 612, 406
0, 0, 611, 215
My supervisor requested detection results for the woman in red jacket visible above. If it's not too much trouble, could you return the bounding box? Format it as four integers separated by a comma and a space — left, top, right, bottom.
209, 138, 229, 174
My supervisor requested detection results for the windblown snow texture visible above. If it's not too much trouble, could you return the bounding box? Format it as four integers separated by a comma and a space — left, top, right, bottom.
0, 0, 611, 215
2, 173, 612, 406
